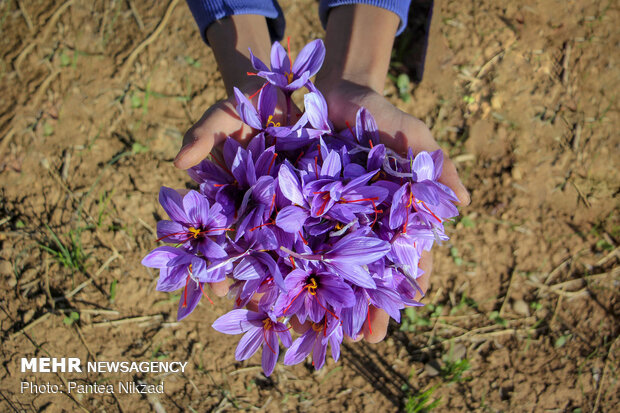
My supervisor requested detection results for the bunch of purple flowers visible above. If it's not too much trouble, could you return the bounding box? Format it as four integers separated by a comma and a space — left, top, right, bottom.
142, 39, 459, 376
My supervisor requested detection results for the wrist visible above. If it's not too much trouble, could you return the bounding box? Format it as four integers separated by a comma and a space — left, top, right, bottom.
316, 5, 399, 93
206, 14, 272, 96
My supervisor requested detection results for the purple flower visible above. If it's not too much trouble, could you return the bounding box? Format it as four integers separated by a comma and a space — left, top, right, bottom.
233, 83, 280, 132
250, 39, 325, 92
212, 309, 292, 376
273, 265, 355, 323
283, 314, 343, 370
156, 188, 229, 259
141, 246, 223, 320
281, 229, 390, 289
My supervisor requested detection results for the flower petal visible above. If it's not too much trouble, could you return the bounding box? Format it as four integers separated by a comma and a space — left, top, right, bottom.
159, 187, 188, 223
291, 39, 325, 77
177, 280, 202, 320
142, 246, 180, 268
212, 309, 253, 334
275, 205, 308, 233
261, 329, 279, 376
233, 87, 262, 130
235, 327, 264, 360
284, 330, 315, 365
278, 163, 305, 205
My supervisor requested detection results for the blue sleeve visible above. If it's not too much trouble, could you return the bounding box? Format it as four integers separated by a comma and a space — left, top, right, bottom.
319, 0, 412, 36
185, 0, 285, 44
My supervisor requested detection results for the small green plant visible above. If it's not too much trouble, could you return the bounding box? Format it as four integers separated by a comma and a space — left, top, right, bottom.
109, 279, 118, 303
441, 358, 472, 383
400, 307, 431, 332
131, 142, 149, 155
450, 247, 463, 265
396, 73, 411, 102
460, 215, 475, 228
405, 386, 441, 413
39, 225, 90, 273
463, 95, 476, 104
97, 189, 115, 228
555, 334, 572, 348
63, 311, 80, 326
184, 56, 201, 68
489, 311, 507, 327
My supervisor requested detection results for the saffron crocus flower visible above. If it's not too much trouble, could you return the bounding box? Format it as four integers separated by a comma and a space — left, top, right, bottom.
212, 309, 292, 376
281, 229, 391, 288
141, 246, 224, 320
273, 265, 355, 323
233, 83, 281, 132
145, 40, 463, 373
284, 314, 343, 370
250, 39, 325, 93
156, 188, 228, 259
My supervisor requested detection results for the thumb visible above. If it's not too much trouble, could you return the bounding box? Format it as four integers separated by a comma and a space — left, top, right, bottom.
173, 100, 247, 170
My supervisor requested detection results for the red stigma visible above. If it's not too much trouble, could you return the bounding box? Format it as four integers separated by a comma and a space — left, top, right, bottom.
249, 82, 267, 100
314, 157, 319, 179
267, 152, 277, 175
286, 37, 293, 72
345, 121, 355, 137
198, 282, 214, 305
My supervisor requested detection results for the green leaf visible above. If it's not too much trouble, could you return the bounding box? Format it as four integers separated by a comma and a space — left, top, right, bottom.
132, 142, 149, 154
16, 220, 25, 229
60, 51, 71, 67
43, 122, 54, 136
396, 73, 411, 102
130, 93, 142, 108
489, 311, 507, 327
109, 279, 118, 303
555, 334, 571, 348
450, 247, 463, 265
461, 216, 475, 228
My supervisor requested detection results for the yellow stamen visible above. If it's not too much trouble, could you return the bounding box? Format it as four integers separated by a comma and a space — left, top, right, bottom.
262, 319, 272, 329
307, 278, 318, 296
188, 227, 201, 238
311, 322, 323, 332
266, 115, 281, 128
286, 72, 294, 84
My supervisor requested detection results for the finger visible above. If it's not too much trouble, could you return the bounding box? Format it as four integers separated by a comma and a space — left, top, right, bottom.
174, 100, 246, 170
414, 250, 433, 301
208, 280, 230, 297
290, 315, 311, 334
345, 333, 364, 343
438, 156, 470, 206
362, 306, 389, 343
397, 119, 470, 206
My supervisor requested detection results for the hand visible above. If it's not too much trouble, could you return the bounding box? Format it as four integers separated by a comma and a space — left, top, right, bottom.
316, 5, 470, 343
173, 14, 274, 297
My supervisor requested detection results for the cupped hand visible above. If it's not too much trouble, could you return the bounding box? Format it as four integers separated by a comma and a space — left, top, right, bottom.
317, 79, 470, 343
174, 80, 297, 297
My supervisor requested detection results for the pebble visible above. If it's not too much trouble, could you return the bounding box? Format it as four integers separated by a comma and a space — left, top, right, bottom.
21, 268, 37, 282
450, 343, 467, 361
0, 260, 12, 277
424, 360, 442, 377
512, 299, 530, 317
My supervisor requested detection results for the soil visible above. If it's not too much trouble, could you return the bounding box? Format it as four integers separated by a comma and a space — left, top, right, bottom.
0, 0, 618, 412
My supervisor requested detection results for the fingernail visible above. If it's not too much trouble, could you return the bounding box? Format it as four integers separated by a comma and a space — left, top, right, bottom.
457, 181, 471, 205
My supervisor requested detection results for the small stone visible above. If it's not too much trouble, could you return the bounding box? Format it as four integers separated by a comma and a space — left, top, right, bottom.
23, 309, 35, 324
0, 260, 12, 276
450, 344, 467, 362
21, 268, 37, 282
512, 299, 530, 317
424, 360, 442, 377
